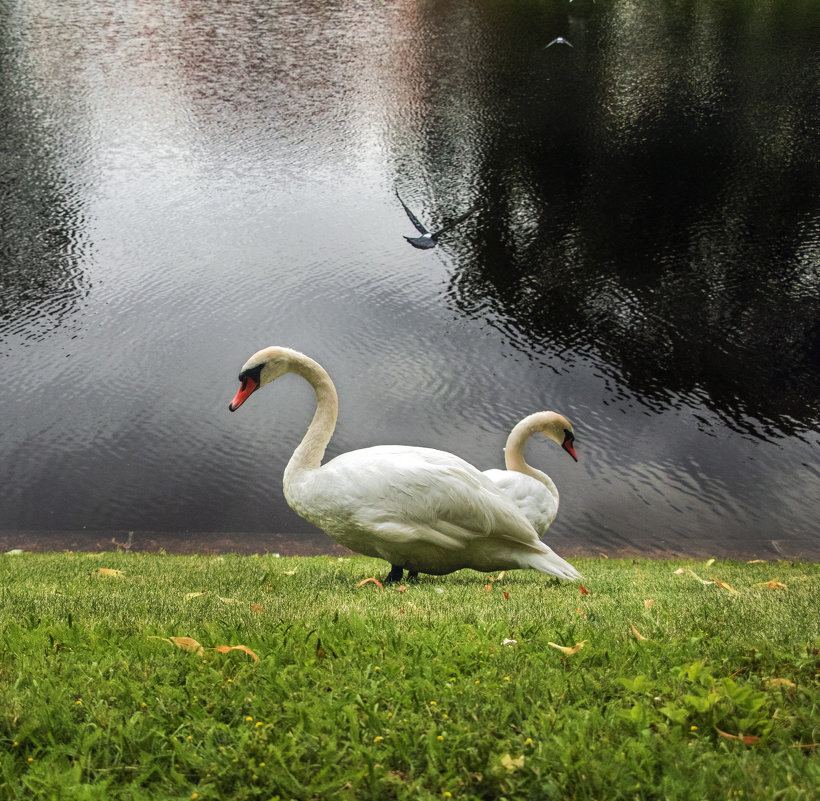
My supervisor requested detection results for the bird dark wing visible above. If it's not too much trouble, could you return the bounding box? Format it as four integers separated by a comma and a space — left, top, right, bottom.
395, 190, 429, 235
432, 202, 481, 239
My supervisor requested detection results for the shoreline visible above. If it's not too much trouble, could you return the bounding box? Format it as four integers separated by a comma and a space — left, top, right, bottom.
2, 529, 815, 562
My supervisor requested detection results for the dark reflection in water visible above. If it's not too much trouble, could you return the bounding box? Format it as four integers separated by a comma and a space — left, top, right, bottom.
0, 0, 817, 560
428, 0, 820, 436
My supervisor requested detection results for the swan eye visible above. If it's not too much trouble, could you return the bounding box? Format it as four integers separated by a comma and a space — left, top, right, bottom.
238, 364, 264, 387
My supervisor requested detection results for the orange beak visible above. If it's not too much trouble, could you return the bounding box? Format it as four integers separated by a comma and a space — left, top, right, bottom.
228, 375, 259, 412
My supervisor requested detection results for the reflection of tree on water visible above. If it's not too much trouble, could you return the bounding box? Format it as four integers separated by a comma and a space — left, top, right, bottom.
0, 30, 89, 348
430, 1, 819, 437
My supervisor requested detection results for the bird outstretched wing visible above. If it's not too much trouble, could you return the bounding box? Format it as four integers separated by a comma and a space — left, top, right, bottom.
395, 190, 430, 235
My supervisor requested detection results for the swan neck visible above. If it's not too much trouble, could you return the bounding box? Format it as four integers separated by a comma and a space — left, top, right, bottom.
503, 419, 560, 504
283, 355, 338, 484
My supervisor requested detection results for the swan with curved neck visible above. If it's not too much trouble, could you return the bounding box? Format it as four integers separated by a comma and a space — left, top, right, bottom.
229, 347, 581, 583
483, 412, 577, 536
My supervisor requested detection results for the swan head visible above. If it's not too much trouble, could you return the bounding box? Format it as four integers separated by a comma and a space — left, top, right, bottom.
228, 346, 301, 412
512, 411, 578, 462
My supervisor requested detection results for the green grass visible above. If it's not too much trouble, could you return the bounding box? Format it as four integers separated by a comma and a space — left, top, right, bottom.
0, 552, 817, 800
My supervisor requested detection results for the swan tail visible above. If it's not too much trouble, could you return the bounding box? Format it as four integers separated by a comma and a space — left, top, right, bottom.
524, 547, 582, 581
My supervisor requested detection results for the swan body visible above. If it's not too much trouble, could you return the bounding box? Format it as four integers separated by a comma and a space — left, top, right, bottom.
483, 412, 577, 537
228, 347, 581, 582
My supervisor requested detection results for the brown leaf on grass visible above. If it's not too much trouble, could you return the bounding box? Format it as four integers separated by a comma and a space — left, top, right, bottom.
500, 753, 525, 771
183, 591, 207, 601
685, 569, 714, 585
644, 599, 655, 609
579, 585, 590, 595
149, 636, 205, 656
397, 585, 408, 593
715, 727, 760, 745
714, 580, 738, 594
747, 559, 766, 564
763, 678, 796, 690
754, 580, 787, 589
96, 568, 124, 578
213, 644, 259, 662
548, 640, 586, 655
216, 595, 244, 605
630, 624, 649, 641
497, 571, 506, 581
503, 591, 510, 600
704, 558, 716, 567
252, 603, 263, 615
356, 578, 384, 591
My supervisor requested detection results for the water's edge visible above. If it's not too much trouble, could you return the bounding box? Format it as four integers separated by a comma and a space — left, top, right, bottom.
1, 530, 811, 563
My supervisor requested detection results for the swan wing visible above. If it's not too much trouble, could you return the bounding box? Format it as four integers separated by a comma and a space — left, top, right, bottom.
304, 445, 543, 549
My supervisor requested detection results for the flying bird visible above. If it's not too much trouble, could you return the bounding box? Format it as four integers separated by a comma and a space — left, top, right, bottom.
396, 190, 480, 249
545, 36, 573, 48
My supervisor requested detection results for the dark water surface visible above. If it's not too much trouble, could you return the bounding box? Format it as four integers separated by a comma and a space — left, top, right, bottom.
1, 0, 818, 559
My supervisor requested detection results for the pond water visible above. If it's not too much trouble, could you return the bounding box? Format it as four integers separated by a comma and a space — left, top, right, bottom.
1, 0, 818, 560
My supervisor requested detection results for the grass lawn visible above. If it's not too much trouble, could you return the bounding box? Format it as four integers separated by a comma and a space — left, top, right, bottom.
0, 551, 817, 800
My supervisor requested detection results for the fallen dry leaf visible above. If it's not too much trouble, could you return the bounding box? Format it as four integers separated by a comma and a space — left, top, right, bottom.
598, 551, 609, 559
183, 591, 207, 601
501, 638, 518, 646
630, 624, 649, 641
579, 585, 590, 595
252, 603, 263, 615
704, 558, 716, 567
763, 678, 796, 690
500, 754, 525, 771
149, 636, 205, 656
503, 591, 510, 600
484, 584, 492, 592
548, 640, 586, 656
747, 559, 766, 564
96, 568, 124, 578
673, 568, 686, 575
497, 571, 506, 581
715, 727, 760, 745
754, 580, 787, 589
213, 644, 259, 662
284, 570, 297, 575
396, 585, 408, 593
714, 580, 738, 594
644, 599, 655, 609
686, 569, 714, 585
216, 595, 244, 605
356, 578, 384, 591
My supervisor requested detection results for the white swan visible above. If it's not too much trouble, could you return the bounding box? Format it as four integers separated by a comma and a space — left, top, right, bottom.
483, 412, 578, 538
228, 347, 581, 583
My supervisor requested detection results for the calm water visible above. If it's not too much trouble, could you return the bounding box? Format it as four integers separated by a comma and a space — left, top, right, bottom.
1, 0, 818, 559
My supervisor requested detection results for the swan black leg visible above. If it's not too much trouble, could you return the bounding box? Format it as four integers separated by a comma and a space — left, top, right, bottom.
384, 564, 404, 584
407, 571, 419, 582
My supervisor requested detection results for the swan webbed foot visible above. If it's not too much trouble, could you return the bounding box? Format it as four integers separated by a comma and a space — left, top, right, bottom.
384, 564, 404, 584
